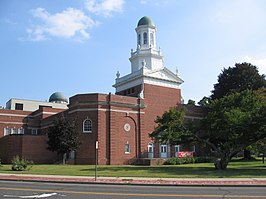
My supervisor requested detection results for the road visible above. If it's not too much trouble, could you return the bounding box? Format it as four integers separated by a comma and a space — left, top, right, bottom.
0, 180, 266, 199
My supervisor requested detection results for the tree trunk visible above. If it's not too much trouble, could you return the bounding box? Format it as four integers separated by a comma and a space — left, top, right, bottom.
263, 154, 265, 164
62, 153, 66, 165
243, 149, 252, 160
214, 159, 228, 170
214, 154, 230, 170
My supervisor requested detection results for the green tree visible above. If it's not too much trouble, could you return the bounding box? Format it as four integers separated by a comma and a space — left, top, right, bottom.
211, 62, 265, 100
197, 96, 210, 107
150, 107, 194, 145
255, 138, 266, 164
151, 89, 266, 170
47, 115, 80, 164
187, 99, 196, 105
211, 62, 266, 159
200, 89, 266, 169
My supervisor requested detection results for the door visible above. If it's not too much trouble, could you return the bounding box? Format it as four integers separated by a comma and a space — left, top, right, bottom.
160, 144, 168, 158
175, 145, 180, 157
148, 143, 154, 158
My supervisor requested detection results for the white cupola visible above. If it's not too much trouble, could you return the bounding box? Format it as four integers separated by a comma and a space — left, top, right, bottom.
129, 16, 164, 73
113, 16, 184, 96
135, 16, 157, 50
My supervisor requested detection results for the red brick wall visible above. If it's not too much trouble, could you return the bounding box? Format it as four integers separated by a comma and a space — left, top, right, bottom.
67, 93, 141, 165
0, 135, 59, 164
141, 84, 181, 158
0, 83, 182, 165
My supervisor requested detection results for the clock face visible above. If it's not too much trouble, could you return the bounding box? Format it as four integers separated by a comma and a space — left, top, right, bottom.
124, 123, 131, 132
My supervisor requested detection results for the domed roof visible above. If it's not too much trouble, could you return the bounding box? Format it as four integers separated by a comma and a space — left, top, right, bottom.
49, 92, 68, 103
137, 16, 155, 27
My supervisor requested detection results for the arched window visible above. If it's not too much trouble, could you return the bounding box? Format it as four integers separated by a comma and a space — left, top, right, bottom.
138, 34, 141, 45
143, 32, 147, 44
83, 119, 92, 133
150, 33, 154, 46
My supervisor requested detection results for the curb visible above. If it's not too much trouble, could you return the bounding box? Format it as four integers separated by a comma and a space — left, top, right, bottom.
1, 174, 266, 187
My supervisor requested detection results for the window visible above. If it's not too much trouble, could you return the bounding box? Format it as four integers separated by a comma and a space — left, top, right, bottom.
18, 128, 24, 134
138, 34, 141, 45
160, 145, 167, 153
67, 151, 75, 160
148, 143, 154, 153
4, 128, 11, 136
15, 103, 23, 110
125, 143, 130, 154
31, 129, 38, 135
12, 128, 17, 134
175, 145, 180, 153
83, 119, 92, 133
143, 32, 147, 44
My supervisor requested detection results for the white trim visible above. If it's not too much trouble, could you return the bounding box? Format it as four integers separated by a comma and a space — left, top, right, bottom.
0, 111, 59, 118
184, 116, 203, 120
69, 108, 145, 115
40, 124, 53, 129
0, 121, 26, 125
143, 76, 181, 89
0, 113, 31, 118
32, 111, 58, 117
111, 109, 145, 114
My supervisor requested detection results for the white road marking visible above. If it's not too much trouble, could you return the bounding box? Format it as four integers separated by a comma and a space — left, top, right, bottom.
3, 193, 60, 198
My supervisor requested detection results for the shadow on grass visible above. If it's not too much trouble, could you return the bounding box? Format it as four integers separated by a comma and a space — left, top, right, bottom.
79, 164, 266, 178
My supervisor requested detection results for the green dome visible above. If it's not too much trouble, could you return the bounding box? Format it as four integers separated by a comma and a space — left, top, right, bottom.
137, 16, 155, 27
49, 92, 68, 103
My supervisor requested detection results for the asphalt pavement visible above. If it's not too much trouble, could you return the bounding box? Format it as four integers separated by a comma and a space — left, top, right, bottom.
0, 173, 266, 186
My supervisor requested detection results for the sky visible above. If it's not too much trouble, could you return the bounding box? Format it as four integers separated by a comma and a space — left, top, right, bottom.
1, 0, 266, 107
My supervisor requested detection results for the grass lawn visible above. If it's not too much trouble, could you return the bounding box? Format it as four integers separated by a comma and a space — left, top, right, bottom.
0, 159, 266, 178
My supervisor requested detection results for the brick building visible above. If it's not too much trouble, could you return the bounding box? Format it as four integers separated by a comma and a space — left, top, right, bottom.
0, 16, 202, 165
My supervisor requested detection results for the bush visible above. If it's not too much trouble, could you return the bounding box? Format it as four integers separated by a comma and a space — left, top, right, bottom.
11, 156, 33, 171
165, 157, 195, 165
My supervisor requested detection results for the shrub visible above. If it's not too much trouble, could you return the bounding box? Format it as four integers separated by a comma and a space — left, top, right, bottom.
11, 155, 33, 171
165, 157, 195, 165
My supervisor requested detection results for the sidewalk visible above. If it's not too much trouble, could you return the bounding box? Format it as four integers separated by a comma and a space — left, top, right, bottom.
1, 173, 266, 186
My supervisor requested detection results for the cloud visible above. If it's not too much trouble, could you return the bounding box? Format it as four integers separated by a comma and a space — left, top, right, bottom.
241, 56, 266, 75
4, 18, 18, 25
27, 7, 97, 41
139, 0, 172, 6
84, 0, 124, 17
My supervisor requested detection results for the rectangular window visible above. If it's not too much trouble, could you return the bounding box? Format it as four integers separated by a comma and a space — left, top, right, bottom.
125, 143, 130, 154
18, 128, 24, 134
12, 128, 17, 134
4, 128, 11, 136
67, 151, 75, 160
160, 145, 167, 153
15, 103, 23, 110
31, 129, 38, 135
